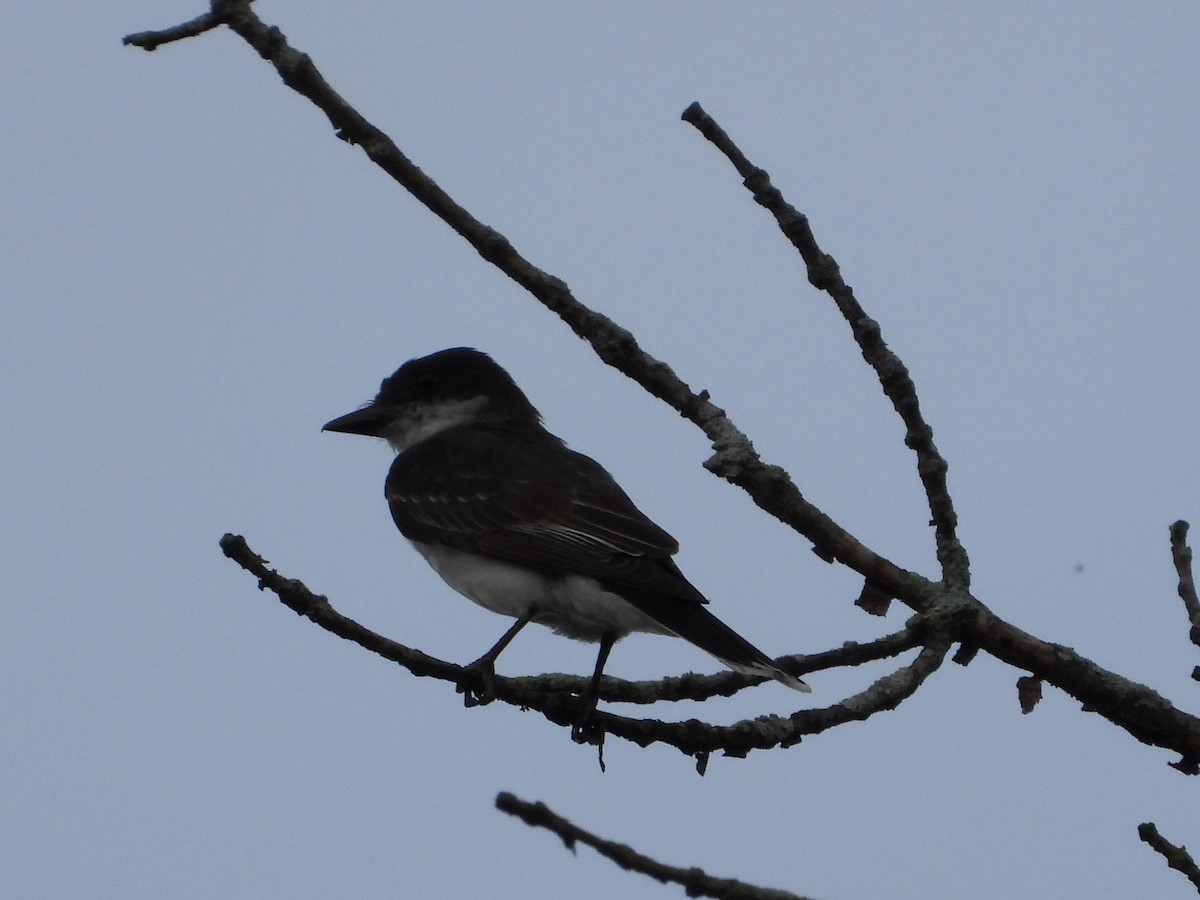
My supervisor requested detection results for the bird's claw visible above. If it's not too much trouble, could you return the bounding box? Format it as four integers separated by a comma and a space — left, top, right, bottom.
457, 659, 498, 707
570, 695, 604, 745
570, 718, 603, 745
571, 704, 607, 771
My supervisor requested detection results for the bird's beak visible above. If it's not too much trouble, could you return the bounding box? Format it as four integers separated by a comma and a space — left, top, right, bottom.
322, 404, 391, 437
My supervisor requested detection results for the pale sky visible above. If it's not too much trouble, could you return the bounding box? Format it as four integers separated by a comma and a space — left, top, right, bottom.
5, 3, 1200, 898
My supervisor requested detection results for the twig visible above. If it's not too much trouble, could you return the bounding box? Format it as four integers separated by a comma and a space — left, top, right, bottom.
122, 1, 255, 50
585, 638, 951, 759
129, 0, 919, 607
1138, 822, 1200, 893
1169, 521, 1200, 657
218, 534, 903, 704
681, 101, 970, 594
135, 5, 1200, 774
220, 533, 946, 760
966, 605, 1200, 773
496, 792, 811, 900
218, 533, 463, 683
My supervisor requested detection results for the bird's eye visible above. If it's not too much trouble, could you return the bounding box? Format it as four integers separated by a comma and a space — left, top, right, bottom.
414, 372, 438, 392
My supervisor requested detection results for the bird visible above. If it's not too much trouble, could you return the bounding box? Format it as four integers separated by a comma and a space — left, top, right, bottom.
322, 348, 808, 726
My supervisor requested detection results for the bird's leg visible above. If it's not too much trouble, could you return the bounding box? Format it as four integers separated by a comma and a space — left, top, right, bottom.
571, 632, 615, 744
458, 606, 537, 707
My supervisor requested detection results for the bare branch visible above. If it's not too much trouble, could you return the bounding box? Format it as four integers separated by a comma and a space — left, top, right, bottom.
140, 5, 1200, 775
496, 792, 812, 900
672, 103, 1200, 769
218, 533, 463, 683
584, 639, 951, 759
681, 101, 969, 594
218, 533, 897, 704
1138, 822, 1200, 894
125, 0, 919, 605
966, 606, 1200, 772
220, 533, 946, 760
1169, 521, 1200, 659
121, 2, 254, 50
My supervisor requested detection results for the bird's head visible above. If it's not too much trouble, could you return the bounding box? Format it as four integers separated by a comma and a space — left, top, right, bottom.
322, 347, 541, 451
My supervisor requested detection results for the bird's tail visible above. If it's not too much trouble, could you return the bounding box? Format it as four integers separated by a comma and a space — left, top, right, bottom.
629, 594, 810, 692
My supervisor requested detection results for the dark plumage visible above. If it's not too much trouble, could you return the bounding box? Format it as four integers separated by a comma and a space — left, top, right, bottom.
324, 348, 808, 697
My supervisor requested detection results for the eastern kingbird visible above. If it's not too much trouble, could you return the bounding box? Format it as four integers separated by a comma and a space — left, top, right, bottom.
323, 348, 809, 718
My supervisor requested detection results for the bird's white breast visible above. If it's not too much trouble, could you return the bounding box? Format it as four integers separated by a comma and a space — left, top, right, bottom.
410, 541, 673, 643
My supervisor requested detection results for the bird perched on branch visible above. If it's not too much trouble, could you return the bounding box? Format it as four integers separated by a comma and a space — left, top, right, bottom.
323, 348, 808, 731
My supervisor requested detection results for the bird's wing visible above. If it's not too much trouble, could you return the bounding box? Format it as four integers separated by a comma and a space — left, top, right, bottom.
386, 423, 809, 691
384, 424, 707, 603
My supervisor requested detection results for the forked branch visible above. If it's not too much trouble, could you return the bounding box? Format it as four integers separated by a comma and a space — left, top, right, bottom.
130, 2, 1200, 774
220, 533, 944, 762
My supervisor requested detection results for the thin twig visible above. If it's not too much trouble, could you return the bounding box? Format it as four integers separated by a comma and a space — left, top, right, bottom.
218, 533, 897, 703
966, 605, 1200, 773
220, 533, 945, 760
585, 639, 951, 759
496, 792, 812, 900
134, 5, 1200, 774
218, 533, 463, 683
122, 1, 254, 50
135, 0, 919, 607
1138, 822, 1200, 893
1169, 521, 1200, 656
681, 101, 970, 594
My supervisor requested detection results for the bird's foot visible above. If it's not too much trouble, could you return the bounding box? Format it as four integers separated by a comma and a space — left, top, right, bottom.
571, 644, 610, 747
456, 610, 537, 706
570, 702, 607, 771
456, 658, 498, 707
569, 695, 603, 745
570, 718, 605, 746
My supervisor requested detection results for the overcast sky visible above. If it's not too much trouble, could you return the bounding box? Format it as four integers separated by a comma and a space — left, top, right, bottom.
5, 3, 1200, 898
